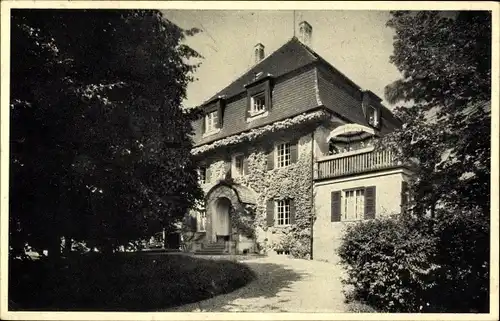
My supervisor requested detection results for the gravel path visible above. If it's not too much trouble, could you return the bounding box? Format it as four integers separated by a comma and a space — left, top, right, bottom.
166, 255, 348, 312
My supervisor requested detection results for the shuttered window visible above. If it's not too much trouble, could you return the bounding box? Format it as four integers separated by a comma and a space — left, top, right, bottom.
233, 154, 245, 177
343, 189, 365, 221
276, 199, 291, 226
276, 143, 291, 168
198, 167, 207, 184
331, 186, 376, 222
267, 141, 298, 170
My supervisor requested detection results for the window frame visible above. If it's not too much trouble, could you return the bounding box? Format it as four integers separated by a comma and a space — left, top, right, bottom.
368, 105, 379, 127
197, 210, 207, 232
250, 91, 266, 115
245, 76, 273, 122
232, 153, 245, 177
275, 142, 292, 168
275, 199, 291, 226
342, 187, 365, 222
197, 167, 207, 184
204, 110, 219, 133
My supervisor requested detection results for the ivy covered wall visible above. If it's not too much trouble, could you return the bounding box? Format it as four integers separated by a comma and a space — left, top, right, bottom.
192, 127, 315, 258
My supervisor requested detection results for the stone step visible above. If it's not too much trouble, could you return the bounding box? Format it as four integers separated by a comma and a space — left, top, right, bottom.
196, 248, 226, 252
203, 244, 226, 248
203, 245, 225, 249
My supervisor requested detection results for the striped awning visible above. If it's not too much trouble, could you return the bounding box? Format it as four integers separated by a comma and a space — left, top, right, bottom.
326, 123, 375, 143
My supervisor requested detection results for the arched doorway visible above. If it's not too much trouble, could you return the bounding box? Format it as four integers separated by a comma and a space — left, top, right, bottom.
213, 197, 232, 242
205, 182, 257, 245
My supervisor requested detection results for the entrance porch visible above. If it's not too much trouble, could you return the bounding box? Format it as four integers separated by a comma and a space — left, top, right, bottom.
199, 182, 257, 255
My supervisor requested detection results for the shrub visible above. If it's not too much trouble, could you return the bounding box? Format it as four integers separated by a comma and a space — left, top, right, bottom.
429, 208, 489, 312
338, 210, 489, 312
338, 217, 438, 312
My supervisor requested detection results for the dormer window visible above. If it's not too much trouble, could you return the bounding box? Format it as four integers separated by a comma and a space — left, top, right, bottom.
367, 105, 379, 128
250, 92, 266, 115
205, 111, 218, 133
201, 97, 224, 137
245, 75, 273, 122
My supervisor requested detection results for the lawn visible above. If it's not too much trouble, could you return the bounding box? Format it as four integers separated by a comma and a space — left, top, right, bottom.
9, 252, 256, 311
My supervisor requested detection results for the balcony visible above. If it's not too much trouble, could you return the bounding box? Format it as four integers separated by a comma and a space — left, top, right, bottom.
314, 147, 401, 180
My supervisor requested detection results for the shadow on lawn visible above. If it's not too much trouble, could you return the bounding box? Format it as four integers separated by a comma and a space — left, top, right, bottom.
8, 253, 256, 311
167, 260, 307, 312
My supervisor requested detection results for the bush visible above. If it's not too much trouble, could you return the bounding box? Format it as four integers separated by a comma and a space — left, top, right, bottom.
338, 218, 438, 312
338, 210, 489, 312
429, 209, 489, 312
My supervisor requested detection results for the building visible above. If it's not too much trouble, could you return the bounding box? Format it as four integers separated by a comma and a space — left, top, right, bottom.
185, 21, 412, 262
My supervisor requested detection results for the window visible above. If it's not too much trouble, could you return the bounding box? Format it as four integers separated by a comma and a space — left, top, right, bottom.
276, 199, 291, 226
343, 189, 365, 221
205, 111, 218, 133
197, 211, 206, 232
233, 154, 244, 177
198, 167, 207, 184
250, 92, 266, 115
245, 76, 273, 121
276, 143, 291, 168
368, 106, 379, 127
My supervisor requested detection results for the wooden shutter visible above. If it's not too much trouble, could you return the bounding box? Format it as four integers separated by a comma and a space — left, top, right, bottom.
215, 100, 224, 129
331, 191, 341, 222
201, 114, 206, 133
266, 200, 274, 227
289, 199, 296, 224
224, 160, 231, 179
205, 166, 211, 184
267, 147, 274, 170
265, 83, 272, 111
192, 216, 198, 231
364, 186, 376, 219
290, 140, 298, 164
401, 181, 408, 212
246, 94, 252, 118
243, 156, 249, 175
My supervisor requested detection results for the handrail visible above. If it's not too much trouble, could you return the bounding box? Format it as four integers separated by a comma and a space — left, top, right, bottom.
315, 149, 398, 180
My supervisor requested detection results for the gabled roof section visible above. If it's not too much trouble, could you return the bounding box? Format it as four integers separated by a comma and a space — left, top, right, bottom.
204, 37, 318, 103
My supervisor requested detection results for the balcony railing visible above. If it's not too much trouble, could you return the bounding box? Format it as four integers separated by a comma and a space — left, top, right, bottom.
314, 148, 400, 180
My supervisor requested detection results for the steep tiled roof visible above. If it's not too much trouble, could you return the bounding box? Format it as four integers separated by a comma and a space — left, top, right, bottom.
204, 37, 318, 103
316, 68, 367, 125
193, 67, 320, 146
193, 37, 400, 147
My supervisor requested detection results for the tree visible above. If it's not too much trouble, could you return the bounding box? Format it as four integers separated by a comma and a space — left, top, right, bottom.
9, 9, 204, 257
381, 11, 491, 216
375, 10, 491, 312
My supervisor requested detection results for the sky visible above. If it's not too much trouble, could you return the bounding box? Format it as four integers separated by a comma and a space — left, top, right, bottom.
162, 10, 403, 109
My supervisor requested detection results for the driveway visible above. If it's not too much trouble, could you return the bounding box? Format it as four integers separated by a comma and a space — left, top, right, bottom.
166, 255, 348, 312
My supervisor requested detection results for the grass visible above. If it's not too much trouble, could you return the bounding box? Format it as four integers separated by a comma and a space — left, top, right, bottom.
9, 252, 256, 311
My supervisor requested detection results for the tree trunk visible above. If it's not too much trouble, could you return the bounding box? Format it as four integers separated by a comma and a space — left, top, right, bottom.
47, 235, 62, 260
62, 236, 72, 256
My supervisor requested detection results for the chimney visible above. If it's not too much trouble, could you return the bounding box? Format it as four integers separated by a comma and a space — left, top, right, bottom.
254, 43, 265, 64
299, 21, 312, 46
